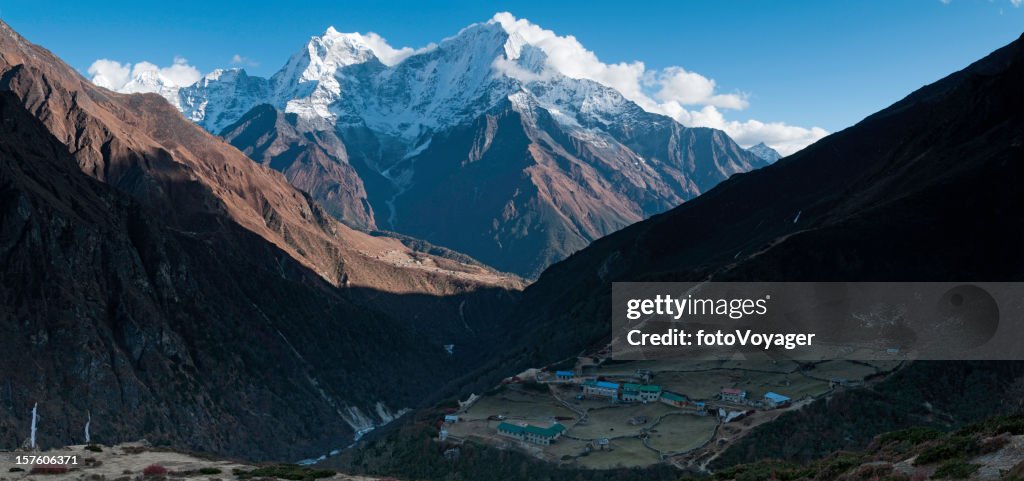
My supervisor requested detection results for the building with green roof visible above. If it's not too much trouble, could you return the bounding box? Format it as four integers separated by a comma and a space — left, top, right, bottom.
496, 421, 567, 445
621, 383, 661, 403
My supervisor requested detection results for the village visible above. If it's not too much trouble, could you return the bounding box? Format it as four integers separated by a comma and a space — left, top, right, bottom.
434, 357, 902, 470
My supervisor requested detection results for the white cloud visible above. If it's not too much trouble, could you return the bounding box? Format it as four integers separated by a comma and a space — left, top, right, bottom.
230, 54, 260, 68
359, 32, 434, 66
673, 106, 829, 156
322, 27, 435, 66
649, 67, 749, 109
151, 56, 201, 87
87, 59, 131, 90
939, 0, 952, 5
88, 56, 201, 92
1012, 0, 1021, 7
490, 12, 827, 155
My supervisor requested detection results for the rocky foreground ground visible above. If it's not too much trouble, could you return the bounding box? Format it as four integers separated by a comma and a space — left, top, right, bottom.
0, 443, 385, 481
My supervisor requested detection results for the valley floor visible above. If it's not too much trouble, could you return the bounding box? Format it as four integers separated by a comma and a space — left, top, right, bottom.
440, 356, 904, 472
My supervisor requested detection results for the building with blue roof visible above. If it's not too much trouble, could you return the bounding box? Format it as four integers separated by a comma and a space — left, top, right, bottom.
555, 370, 575, 381
763, 392, 791, 407
582, 380, 620, 400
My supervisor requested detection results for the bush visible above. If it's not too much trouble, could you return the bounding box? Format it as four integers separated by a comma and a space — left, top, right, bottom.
30, 465, 70, 475
142, 464, 168, 476
932, 459, 979, 479
8, 467, 24, 472
914, 436, 980, 465
85, 444, 103, 452
815, 453, 861, 479
198, 467, 222, 475
235, 464, 335, 481
957, 414, 1024, 437
878, 427, 943, 446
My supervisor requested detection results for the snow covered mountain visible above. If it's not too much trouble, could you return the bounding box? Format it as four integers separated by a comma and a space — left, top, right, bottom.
747, 142, 782, 163
108, 17, 768, 277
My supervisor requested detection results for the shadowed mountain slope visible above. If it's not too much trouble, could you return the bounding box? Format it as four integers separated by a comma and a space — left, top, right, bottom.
0, 20, 521, 460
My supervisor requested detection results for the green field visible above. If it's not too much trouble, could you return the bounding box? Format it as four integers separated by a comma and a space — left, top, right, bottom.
461, 388, 577, 423
567, 403, 675, 440
546, 437, 591, 461
741, 372, 831, 400
573, 438, 660, 469
646, 413, 718, 454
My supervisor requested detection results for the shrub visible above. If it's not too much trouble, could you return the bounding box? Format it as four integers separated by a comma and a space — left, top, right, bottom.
957, 414, 1024, 437
932, 459, 979, 479
198, 467, 222, 475
979, 433, 1011, 454
30, 465, 70, 475
8, 467, 25, 472
815, 453, 861, 479
235, 464, 335, 481
877, 427, 943, 446
142, 464, 168, 476
85, 444, 103, 452
914, 436, 980, 465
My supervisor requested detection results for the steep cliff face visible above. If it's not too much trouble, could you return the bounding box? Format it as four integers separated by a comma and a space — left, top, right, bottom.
127, 20, 767, 278
220, 104, 376, 230
0, 20, 520, 461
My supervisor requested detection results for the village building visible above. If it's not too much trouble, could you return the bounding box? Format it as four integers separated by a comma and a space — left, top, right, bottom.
638, 384, 661, 402
621, 383, 661, 403
496, 422, 566, 446
621, 383, 642, 402
720, 388, 747, 403
763, 392, 791, 408
660, 391, 689, 408
443, 414, 460, 423
555, 370, 575, 381
583, 380, 620, 400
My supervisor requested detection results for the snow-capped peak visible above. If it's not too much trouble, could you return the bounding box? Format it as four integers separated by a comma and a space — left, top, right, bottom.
288, 27, 379, 83
100, 15, 681, 144
747, 142, 783, 163
118, 64, 189, 110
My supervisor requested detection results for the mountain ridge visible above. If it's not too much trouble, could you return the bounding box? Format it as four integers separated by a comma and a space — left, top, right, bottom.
104, 17, 769, 277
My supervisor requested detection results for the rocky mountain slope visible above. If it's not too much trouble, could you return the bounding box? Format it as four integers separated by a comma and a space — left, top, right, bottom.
500, 30, 1024, 368
0, 20, 521, 461
116, 18, 767, 277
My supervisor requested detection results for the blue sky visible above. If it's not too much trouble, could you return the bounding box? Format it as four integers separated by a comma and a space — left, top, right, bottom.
2, 0, 1022, 150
